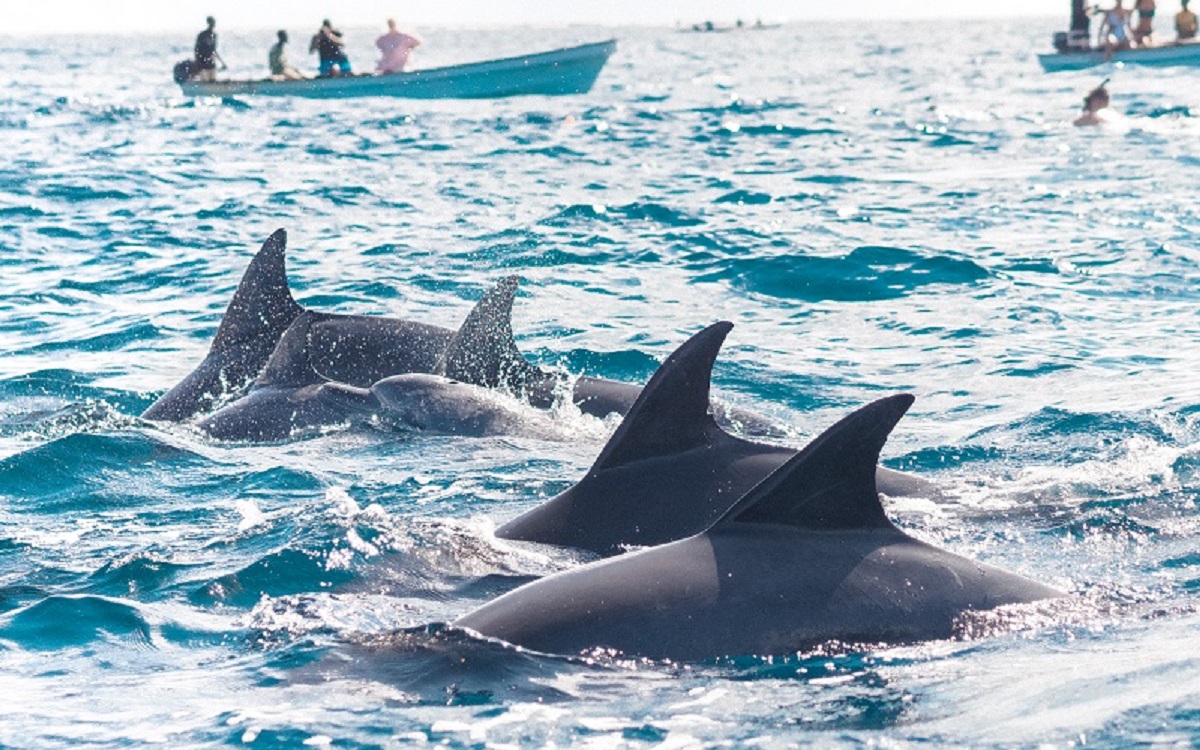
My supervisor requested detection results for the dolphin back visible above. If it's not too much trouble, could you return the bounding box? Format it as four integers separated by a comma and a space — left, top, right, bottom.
434, 276, 544, 392
142, 229, 303, 421
714, 394, 914, 531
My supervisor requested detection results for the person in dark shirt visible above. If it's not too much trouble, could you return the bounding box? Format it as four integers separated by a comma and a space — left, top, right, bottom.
309, 19, 352, 77
193, 16, 225, 82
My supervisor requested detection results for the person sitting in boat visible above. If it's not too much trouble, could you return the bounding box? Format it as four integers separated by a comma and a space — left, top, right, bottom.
1073, 83, 1111, 126
375, 18, 421, 74
1132, 0, 1156, 45
1177, 0, 1198, 39
310, 20, 352, 77
1098, 0, 1133, 58
193, 16, 225, 82
269, 30, 304, 80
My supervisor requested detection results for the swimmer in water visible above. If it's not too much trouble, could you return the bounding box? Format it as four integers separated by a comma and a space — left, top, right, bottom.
1074, 81, 1111, 126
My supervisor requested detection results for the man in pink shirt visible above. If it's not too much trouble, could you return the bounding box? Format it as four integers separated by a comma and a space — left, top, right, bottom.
376, 19, 421, 74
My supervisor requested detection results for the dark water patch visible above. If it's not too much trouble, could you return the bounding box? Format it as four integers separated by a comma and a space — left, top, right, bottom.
314, 185, 372, 206
540, 202, 702, 228
308, 624, 577, 705
196, 200, 251, 220
21, 320, 161, 354
714, 190, 773, 205
453, 230, 622, 269
533, 347, 660, 383
734, 124, 841, 138
0, 398, 145, 441
0, 595, 152, 650
34, 226, 90, 240
798, 174, 863, 185
0, 584, 44, 615
190, 548, 358, 608
492, 246, 621, 270
692, 246, 990, 302
38, 183, 135, 202
337, 280, 403, 301
890, 444, 1006, 472
0, 369, 99, 401
222, 466, 328, 498
962, 408, 1173, 466
991, 362, 1077, 378
85, 555, 200, 600
926, 132, 975, 147
662, 227, 770, 260
999, 259, 1060, 274
487, 144, 588, 159
0, 431, 199, 508
220, 97, 252, 110
0, 204, 48, 219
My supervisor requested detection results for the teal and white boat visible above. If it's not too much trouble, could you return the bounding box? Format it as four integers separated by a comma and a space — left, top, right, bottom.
178, 39, 616, 99
1038, 38, 1200, 72
1039, 0, 1200, 71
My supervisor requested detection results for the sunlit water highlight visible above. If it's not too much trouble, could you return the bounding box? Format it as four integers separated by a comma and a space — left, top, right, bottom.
2, 18, 1200, 748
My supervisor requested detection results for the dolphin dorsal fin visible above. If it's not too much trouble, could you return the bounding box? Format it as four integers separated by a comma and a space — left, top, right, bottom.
253, 311, 329, 388
434, 276, 538, 389
210, 229, 304, 353
712, 394, 914, 531
589, 322, 733, 472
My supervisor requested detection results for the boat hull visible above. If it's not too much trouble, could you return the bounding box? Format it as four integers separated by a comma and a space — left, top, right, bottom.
1038, 40, 1200, 71
179, 40, 616, 99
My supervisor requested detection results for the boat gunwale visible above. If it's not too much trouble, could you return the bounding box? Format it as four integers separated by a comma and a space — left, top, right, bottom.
179, 39, 617, 95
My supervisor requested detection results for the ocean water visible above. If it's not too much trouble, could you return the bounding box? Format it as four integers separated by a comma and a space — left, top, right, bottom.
2, 17, 1200, 748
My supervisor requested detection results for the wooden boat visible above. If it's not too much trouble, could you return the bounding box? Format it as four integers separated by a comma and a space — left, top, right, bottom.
1039, 0, 1200, 71
178, 39, 616, 99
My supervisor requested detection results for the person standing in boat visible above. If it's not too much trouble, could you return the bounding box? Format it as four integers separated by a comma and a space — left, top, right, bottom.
310, 20, 352, 77
1132, 0, 1156, 45
375, 18, 422, 74
1177, 0, 1198, 39
269, 30, 304, 80
1098, 0, 1133, 58
193, 16, 225, 82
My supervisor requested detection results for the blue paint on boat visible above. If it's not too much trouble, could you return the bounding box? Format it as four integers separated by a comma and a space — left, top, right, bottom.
1038, 40, 1200, 72
178, 40, 617, 99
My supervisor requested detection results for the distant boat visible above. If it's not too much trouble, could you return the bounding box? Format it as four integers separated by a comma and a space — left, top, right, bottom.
177, 40, 616, 99
1040, 0, 1200, 71
679, 21, 781, 33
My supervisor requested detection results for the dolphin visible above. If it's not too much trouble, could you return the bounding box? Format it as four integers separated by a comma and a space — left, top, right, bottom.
495, 322, 938, 557
457, 394, 1064, 661
141, 229, 452, 422
143, 229, 782, 435
197, 279, 562, 442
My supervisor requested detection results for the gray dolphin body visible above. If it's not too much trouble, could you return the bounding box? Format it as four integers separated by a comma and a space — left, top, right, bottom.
142, 230, 780, 435
197, 279, 556, 442
196, 329, 564, 443
141, 229, 451, 422
458, 395, 1063, 661
496, 323, 937, 557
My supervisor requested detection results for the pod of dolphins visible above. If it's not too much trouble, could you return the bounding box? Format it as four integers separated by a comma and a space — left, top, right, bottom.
144, 230, 1064, 661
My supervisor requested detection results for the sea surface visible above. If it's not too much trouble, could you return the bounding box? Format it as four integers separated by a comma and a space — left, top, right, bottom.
2, 17, 1200, 748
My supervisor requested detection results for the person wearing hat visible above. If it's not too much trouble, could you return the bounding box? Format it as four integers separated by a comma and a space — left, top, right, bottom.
269, 30, 304, 80
193, 16, 225, 82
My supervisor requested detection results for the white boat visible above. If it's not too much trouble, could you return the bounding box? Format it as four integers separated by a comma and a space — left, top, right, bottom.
178, 40, 616, 99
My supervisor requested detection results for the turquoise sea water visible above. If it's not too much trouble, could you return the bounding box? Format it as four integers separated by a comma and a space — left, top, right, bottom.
3, 18, 1200, 747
